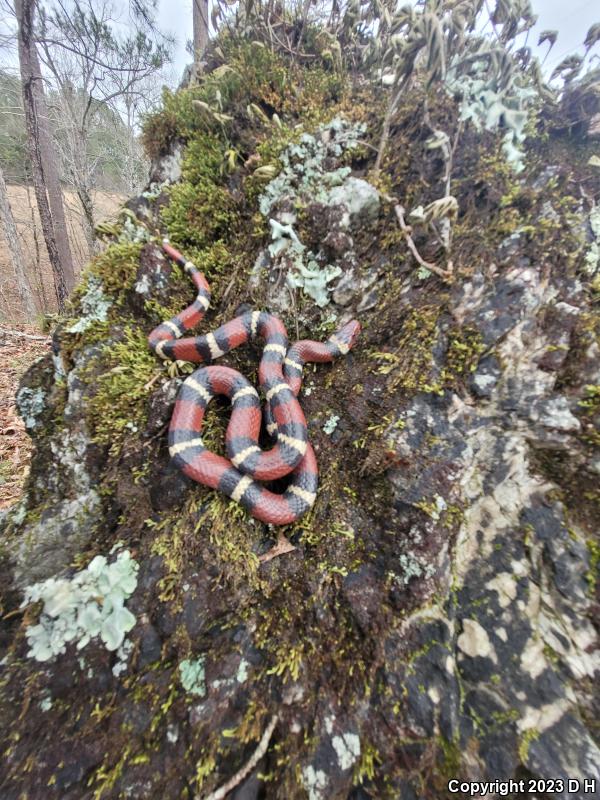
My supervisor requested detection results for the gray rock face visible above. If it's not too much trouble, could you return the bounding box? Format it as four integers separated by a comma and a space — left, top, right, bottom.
384, 257, 600, 789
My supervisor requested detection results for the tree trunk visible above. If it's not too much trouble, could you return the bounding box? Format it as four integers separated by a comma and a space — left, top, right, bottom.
15, 0, 75, 311
0, 166, 38, 319
77, 183, 97, 257
193, 0, 209, 74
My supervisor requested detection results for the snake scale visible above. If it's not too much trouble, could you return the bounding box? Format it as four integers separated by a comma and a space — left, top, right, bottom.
148, 241, 360, 525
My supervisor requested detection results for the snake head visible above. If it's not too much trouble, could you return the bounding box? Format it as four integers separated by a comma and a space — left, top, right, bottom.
335, 320, 361, 351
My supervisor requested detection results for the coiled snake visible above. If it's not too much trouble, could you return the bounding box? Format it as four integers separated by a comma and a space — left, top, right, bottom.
148, 241, 360, 525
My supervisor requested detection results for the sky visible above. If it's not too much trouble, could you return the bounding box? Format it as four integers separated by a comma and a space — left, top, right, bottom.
156, 0, 600, 80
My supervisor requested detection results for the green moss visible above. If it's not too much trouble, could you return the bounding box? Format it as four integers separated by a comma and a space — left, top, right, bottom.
83, 327, 159, 454
371, 306, 442, 395
161, 180, 234, 252
353, 742, 381, 784
586, 538, 600, 595
441, 327, 486, 389
181, 134, 225, 183
518, 727, 540, 762
86, 242, 144, 302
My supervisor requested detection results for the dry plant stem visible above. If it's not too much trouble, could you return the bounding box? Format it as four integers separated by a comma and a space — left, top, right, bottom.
445, 120, 464, 196
394, 205, 452, 281
374, 74, 411, 174
202, 714, 279, 800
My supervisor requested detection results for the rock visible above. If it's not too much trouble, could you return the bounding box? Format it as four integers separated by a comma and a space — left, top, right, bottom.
469, 354, 502, 398
332, 271, 359, 306
535, 396, 581, 433
526, 714, 600, 800
9, 490, 102, 586
131, 244, 173, 315
342, 564, 383, 633
137, 623, 162, 667
146, 378, 182, 434
326, 177, 380, 228
149, 461, 192, 510
457, 619, 495, 660
150, 142, 182, 183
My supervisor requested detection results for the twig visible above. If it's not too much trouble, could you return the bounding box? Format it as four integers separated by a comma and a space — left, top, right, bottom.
374, 73, 412, 174
393, 205, 453, 281
444, 120, 464, 197
0, 328, 49, 342
202, 714, 279, 800
287, 285, 299, 341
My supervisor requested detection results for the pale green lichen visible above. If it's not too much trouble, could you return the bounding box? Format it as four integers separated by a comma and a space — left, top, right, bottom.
323, 414, 340, 434
390, 552, 436, 588
301, 765, 328, 800
332, 733, 361, 770
258, 117, 366, 217
584, 206, 600, 275
268, 218, 342, 307
179, 657, 206, 696
22, 550, 139, 661
445, 58, 536, 172
15, 386, 45, 431
39, 694, 52, 712
236, 658, 249, 683
68, 276, 112, 333
118, 215, 151, 244
287, 256, 342, 307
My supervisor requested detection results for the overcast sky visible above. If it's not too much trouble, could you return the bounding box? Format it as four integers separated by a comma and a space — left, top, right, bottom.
157, 0, 600, 79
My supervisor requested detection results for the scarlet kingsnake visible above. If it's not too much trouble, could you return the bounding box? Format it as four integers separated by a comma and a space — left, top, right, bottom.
148, 241, 360, 525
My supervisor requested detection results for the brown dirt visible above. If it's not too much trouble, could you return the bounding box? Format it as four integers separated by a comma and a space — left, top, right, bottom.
0, 185, 124, 324
0, 326, 50, 510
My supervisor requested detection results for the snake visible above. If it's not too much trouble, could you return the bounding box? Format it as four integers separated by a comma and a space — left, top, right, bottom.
148, 241, 360, 525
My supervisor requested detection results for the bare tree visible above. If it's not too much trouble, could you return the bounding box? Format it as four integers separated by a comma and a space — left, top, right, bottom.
193, 0, 209, 73
36, 0, 171, 250
15, 0, 75, 310
0, 162, 37, 317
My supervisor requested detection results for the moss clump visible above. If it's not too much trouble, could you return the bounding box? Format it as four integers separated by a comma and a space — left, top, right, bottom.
161, 180, 234, 253
586, 538, 599, 595
180, 134, 225, 183
518, 727, 540, 762
440, 327, 486, 390
86, 242, 144, 303
83, 327, 160, 454
372, 306, 442, 395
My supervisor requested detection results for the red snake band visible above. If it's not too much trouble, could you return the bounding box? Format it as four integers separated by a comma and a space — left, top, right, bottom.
148, 240, 360, 525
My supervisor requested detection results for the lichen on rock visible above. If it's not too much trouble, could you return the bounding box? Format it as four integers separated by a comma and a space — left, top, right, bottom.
21, 549, 139, 661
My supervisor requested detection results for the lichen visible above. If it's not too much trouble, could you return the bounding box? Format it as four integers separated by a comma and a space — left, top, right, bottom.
15, 386, 46, 431
584, 206, 600, 275
332, 732, 361, 770
21, 549, 139, 661
258, 117, 365, 217
445, 56, 536, 172
179, 658, 206, 697
68, 277, 112, 334
323, 414, 340, 435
